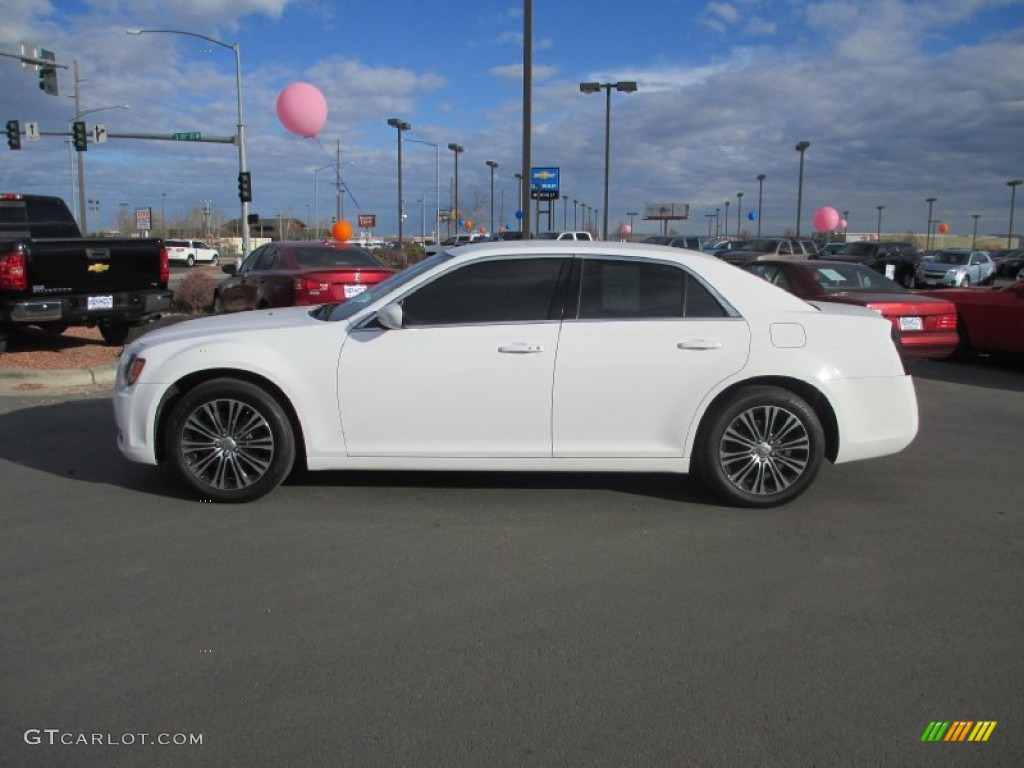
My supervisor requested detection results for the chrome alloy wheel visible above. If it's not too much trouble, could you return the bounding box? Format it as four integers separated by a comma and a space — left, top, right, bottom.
180, 398, 275, 491
718, 404, 811, 496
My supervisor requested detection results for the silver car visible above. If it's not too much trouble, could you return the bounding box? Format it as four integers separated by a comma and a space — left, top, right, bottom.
914, 249, 996, 288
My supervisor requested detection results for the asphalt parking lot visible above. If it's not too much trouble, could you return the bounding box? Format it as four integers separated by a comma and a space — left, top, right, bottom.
0, 354, 1021, 767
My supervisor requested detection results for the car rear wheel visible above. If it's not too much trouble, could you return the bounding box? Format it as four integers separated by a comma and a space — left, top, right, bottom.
698, 386, 824, 508
98, 320, 131, 345
186, 254, 195, 267
213, 293, 225, 314
958, 275, 970, 287
164, 379, 296, 503
210, 254, 219, 266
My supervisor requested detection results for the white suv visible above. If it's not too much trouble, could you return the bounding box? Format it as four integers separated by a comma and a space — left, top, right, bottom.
166, 239, 220, 267
537, 231, 594, 241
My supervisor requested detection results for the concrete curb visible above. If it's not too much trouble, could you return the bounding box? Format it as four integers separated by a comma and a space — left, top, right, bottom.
0, 363, 118, 396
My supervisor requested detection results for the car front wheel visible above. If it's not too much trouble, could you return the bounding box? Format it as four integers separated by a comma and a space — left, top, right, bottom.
698, 386, 824, 508
164, 379, 296, 503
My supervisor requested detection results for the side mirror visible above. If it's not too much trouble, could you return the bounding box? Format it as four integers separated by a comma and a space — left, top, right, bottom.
222, 263, 237, 275
377, 303, 404, 330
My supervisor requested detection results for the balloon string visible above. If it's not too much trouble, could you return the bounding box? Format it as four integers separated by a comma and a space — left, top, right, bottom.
311, 137, 361, 212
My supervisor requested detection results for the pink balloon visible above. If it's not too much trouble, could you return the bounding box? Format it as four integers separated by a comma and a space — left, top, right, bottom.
838, 219, 848, 230
276, 83, 328, 138
812, 206, 840, 232
620, 223, 632, 235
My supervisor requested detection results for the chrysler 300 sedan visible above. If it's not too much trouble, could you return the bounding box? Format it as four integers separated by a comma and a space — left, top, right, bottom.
114, 242, 918, 507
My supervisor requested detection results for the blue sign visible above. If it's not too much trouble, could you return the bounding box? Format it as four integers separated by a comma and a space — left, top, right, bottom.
530, 167, 560, 200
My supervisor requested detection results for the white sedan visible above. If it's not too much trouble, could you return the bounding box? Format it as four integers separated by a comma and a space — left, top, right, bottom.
113, 241, 918, 507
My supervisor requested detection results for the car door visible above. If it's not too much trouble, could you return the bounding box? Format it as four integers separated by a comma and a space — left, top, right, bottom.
552, 256, 750, 458
219, 247, 263, 312
338, 256, 570, 457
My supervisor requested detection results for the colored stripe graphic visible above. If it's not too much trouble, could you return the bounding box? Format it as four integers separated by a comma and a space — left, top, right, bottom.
920, 721, 996, 742
921, 722, 949, 742
968, 722, 997, 742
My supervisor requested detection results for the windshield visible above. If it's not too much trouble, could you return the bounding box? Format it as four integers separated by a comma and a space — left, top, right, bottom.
929, 251, 970, 265
809, 264, 904, 293
316, 252, 455, 322
742, 239, 780, 251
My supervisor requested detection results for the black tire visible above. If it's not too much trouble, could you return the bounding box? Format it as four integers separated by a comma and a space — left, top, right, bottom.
211, 254, 219, 266
949, 315, 974, 360
163, 378, 296, 503
186, 254, 195, 267
697, 386, 824, 508
0, 336, 7, 354
98, 320, 131, 346
958, 275, 970, 287
213, 293, 225, 314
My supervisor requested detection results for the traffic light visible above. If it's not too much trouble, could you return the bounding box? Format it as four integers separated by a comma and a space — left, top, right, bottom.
71, 121, 87, 152
6, 120, 21, 150
38, 49, 58, 96
238, 171, 252, 203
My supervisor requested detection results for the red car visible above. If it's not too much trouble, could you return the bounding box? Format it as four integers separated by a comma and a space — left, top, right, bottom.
919, 280, 1024, 356
743, 260, 959, 359
215, 241, 393, 313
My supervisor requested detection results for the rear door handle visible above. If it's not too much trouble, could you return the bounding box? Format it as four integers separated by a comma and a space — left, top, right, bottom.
498, 343, 544, 354
677, 339, 723, 350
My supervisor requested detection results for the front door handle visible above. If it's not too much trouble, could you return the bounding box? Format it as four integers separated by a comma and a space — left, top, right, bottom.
677, 339, 723, 350
498, 343, 544, 354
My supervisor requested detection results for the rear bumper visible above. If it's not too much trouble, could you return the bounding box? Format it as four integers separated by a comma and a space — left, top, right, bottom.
899, 333, 959, 359
2, 290, 173, 325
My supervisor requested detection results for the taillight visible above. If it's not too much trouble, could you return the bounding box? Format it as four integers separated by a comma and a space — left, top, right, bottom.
293, 276, 330, 305
159, 247, 170, 284
928, 313, 957, 331
0, 248, 28, 291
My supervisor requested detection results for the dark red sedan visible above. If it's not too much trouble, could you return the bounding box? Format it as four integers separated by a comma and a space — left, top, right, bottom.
919, 280, 1024, 356
215, 241, 393, 313
743, 260, 959, 359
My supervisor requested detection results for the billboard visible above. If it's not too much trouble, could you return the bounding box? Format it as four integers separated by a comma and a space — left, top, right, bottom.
643, 202, 690, 220
135, 207, 152, 231
530, 167, 560, 201
357, 214, 376, 229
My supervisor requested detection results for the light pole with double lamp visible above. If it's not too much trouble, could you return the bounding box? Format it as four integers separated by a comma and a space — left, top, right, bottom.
736, 192, 744, 236
756, 174, 766, 237
126, 28, 250, 257
723, 200, 730, 237
794, 140, 810, 237
876, 205, 884, 240
972, 214, 981, 248
486, 160, 499, 234
386, 118, 411, 247
448, 143, 464, 231
1007, 180, 1022, 248
579, 80, 637, 241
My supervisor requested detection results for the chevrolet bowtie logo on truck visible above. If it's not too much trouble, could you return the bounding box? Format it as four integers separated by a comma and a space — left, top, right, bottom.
87, 263, 110, 273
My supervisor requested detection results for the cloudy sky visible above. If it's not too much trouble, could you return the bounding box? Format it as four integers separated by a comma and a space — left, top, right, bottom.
2, 0, 1023, 241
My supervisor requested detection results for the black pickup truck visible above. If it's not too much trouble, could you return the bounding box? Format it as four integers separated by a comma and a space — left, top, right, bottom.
0, 193, 172, 353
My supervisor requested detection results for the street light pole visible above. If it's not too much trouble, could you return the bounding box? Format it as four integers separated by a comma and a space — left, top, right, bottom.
795, 141, 810, 237
972, 214, 981, 248
627, 210, 638, 240
486, 160, 499, 234
925, 197, 937, 250
515, 174, 524, 233
1007, 180, 1022, 248
448, 143, 464, 231
756, 174, 766, 237
736, 192, 744, 236
723, 200, 730, 237
387, 118, 411, 247
127, 28, 250, 257
876, 205, 884, 240
842, 209, 850, 240
579, 80, 637, 240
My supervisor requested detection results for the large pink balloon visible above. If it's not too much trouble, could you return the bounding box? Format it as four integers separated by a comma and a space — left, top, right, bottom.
276, 83, 328, 138
620, 223, 632, 235
812, 206, 840, 232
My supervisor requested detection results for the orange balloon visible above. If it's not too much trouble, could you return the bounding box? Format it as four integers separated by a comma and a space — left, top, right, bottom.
464, 219, 473, 231
937, 222, 950, 234
332, 220, 353, 241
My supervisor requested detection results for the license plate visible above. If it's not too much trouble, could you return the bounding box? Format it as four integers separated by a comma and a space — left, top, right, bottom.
344, 284, 367, 299
899, 316, 923, 331
87, 295, 114, 310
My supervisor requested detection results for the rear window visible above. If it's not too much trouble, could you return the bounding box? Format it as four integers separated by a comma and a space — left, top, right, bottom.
291, 246, 383, 269
166, 240, 189, 248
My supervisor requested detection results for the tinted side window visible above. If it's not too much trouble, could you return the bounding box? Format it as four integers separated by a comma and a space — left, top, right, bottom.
402, 258, 567, 326
239, 246, 264, 273
577, 259, 726, 319
253, 246, 278, 271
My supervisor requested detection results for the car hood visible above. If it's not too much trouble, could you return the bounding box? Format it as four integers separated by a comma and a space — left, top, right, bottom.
132, 306, 325, 351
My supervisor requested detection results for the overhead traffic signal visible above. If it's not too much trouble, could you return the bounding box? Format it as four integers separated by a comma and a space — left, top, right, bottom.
38, 49, 58, 96
71, 121, 87, 152
6, 120, 21, 150
238, 171, 252, 203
